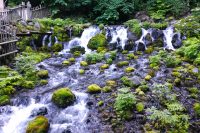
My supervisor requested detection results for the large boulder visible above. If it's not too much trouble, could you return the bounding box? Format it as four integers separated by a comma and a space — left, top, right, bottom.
26, 116, 49, 133
172, 33, 182, 48
88, 33, 107, 50
52, 88, 76, 108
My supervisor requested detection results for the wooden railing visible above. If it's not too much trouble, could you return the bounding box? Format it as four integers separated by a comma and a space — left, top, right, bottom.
0, 2, 50, 64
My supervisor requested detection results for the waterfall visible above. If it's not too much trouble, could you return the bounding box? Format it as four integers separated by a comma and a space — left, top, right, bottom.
135, 28, 150, 51
48, 35, 52, 47
42, 35, 48, 47
107, 26, 128, 50
54, 36, 59, 44
61, 26, 100, 54
163, 26, 175, 50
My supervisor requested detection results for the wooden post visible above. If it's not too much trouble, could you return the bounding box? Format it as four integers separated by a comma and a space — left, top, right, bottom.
0, 0, 4, 11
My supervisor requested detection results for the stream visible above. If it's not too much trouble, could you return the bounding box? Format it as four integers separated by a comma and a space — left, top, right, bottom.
0, 25, 182, 133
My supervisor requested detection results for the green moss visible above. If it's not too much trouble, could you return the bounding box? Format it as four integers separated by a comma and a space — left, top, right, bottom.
0, 86, 16, 96
79, 69, 85, 75
121, 76, 134, 87
26, 116, 49, 133
194, 103, 200, 116
122, 50, 128, 54
125, 67, 135, 73
138, 84, 149, 92
87, 84, 101, 93
145, 75, 152, 81
62, 60, 70, 66
37, 70, 49, 79
102, 86, 112, 93
52, 88, 75, 108
68, 58, 75, 63
52, 43, 62, 52
172, 72, 182, 78
145, 46, 154, 54
136, 102, 145, 112
127, 53, 136, 60
100, 64, 109, 69
106, 58, 113, 65
106, 80, 117, 87
98, 101, 104, 106
188, 87, 199, 94
22, 81, 35, 89
0, 95, 10, 106
97, 47, 107, 53
40, 80, 48, 85
80, 61, 88, 67
88, 33, 107, 50
116, 61, 129, 68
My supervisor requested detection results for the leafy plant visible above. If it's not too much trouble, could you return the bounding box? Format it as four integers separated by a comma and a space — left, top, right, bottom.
85, 52, 104, 64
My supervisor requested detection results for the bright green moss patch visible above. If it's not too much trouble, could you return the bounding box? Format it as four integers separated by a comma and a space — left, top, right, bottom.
88, 33, 107, 50
26, 116, 49, 133
116, 61, 129, 68
37, 70, 49, 79
52, 88, 75, 108
0, 95, 10, 106
87, 84, 101, 93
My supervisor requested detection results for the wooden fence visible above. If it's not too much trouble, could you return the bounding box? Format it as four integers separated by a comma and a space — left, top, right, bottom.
0, 2, 50, 64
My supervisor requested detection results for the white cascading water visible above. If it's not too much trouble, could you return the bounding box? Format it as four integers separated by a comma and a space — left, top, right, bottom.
163, 26, 175, 50
108, 26, 128, 49
61, 26, 100, 54
1, 99, 47, 133
48, 35, 52, 47
42, 35, 48, 46
54, 36, 59, 44
135, 28, 153, 51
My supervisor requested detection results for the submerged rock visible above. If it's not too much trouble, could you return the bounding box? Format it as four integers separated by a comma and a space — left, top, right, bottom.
31, 107, 48, 117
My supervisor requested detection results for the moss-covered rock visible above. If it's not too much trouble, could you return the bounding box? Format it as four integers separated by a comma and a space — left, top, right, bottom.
52, 88, 75, 108
40, 80, 48, 85
117, 61, 129, 68
37, 70, 49, 79
69, 58, 76, 63
0, 95, 10, 106
125, 67, 135, 73
88, 33, 107, 50
26, 116, 49, 133
145, 75, 152, 81
80, 61, 88, 67
136, 102, 145, 112
0, 86, 16, 96
100, 64, 109, 69
62, 60, 70, 66
87, 84, 101, 93
106, 80, 117, 87
121, 76, 134, 87
79, 69, 85, 75
102, 86, 112, 93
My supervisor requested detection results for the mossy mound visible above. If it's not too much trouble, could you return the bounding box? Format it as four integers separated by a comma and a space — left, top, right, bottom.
100, 64, 109, 69
37, 70, 49, 79
87, 33, 107, 50
26, 116, 49, 133
52, 88, 76, 108
87, 84, 101, 93
62, 60, 70, 66
116, 61, 129, 68
80, 61, 88, 67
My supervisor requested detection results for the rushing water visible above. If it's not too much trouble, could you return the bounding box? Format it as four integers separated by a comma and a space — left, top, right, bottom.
0, 25, 183, 133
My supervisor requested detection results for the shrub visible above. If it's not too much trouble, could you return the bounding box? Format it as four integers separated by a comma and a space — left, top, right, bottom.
121, 76, 134, 87
26, 116, 49, 133
52, 88, 75, 108
86, 53, 104, 64
114, 90, 136, 119
124, 19, 141, 36
146, 107, 189, 132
